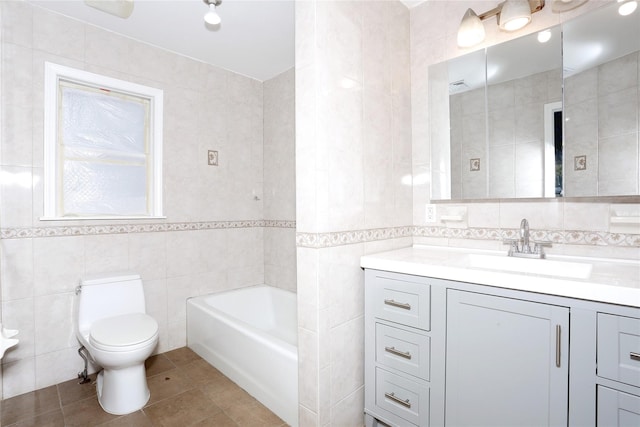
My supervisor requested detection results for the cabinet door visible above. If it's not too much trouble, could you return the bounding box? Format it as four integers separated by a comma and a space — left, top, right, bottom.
597, 386, 640, 427
446, 290, 569, 427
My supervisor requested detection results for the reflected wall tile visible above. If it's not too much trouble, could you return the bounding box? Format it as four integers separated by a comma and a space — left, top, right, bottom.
564, 68, 597, 106
487, 81, 514, 112
33, 236, 84, 296
1, 238, 34, 301
598, 88, 639, 138
598, 52, 638, 96
598, 133, 638, 184
515, 103, 544, 144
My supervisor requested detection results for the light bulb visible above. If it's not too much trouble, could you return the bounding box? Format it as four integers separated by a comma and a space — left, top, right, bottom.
204, 3, 221, 25
499, 0, 532, 32
457, 9, 485, 48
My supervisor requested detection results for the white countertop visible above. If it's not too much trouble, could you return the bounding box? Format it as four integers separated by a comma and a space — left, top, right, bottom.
361, 245, 640, 308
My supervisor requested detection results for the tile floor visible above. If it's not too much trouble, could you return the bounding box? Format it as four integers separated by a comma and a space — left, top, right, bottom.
0, 347, 287, 427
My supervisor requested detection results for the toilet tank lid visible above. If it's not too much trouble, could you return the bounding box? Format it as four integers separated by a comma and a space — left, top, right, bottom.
81, 271, 141, 286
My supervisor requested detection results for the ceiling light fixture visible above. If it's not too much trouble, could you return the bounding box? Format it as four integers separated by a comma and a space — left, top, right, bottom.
618, 0, 638, 16
203, 0, 222, 25
457, 0, 545, 48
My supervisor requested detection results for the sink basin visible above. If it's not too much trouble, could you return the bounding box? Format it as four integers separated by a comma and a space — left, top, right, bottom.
467, 253, 593, 279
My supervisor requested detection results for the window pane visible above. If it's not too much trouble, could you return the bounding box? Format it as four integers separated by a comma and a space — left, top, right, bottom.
61, 85, 148, 155
62, 160, 147, 215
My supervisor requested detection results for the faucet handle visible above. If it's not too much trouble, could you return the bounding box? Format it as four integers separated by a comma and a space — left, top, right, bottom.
503, 238, 520, 256
533, 240, 552, 258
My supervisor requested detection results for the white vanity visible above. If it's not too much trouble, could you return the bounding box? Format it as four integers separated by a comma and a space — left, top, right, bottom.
361, 246, 640, 427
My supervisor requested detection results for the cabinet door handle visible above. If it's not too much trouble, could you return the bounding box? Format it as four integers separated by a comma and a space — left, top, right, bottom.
384, 392, 412, 408
385, 346, 412, 360
555, 324, 561, 368
631, 352, 640, 362
384, 299, 411, 310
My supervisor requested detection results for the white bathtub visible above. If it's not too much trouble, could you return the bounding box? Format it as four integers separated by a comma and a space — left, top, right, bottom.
187, 285, 298, 426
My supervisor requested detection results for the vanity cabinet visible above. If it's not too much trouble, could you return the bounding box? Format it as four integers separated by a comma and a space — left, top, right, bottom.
596, 313, 640, 426
446, 290, 569, 427
363, 267, 640, 427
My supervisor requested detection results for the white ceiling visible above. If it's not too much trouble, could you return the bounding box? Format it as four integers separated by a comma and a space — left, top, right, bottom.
29, 0, 296, 82
29, 0, 422, 82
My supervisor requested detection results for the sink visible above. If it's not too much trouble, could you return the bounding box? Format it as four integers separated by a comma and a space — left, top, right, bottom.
466, 253, 593, 279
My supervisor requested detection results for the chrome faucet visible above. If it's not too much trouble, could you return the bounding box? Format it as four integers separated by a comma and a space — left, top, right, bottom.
504, 218, 552, 259
520, 218, 531, 253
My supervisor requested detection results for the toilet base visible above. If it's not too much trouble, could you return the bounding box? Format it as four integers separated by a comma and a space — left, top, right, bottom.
96, 363, 150, 415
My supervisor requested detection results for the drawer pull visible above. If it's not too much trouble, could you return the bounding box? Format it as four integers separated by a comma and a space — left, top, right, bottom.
555, 324, 561, 368
384, 299, 411, 310
385, 346, 412, 360
384, 392, 412, 408
631, 352, 640, 362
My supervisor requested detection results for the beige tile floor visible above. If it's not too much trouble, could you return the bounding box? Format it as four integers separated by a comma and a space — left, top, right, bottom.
0, 347, 287, 427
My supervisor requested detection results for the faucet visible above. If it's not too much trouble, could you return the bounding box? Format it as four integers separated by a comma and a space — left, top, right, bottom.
504, 218, 552, 259
520, 218, 531, 253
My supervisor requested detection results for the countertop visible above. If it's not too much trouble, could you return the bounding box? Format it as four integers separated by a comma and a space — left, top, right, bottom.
360, 245, 640, 308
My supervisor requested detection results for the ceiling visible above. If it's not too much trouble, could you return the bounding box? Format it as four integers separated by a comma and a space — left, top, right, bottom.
29, 0, 296, 82
28, 0, 422, 82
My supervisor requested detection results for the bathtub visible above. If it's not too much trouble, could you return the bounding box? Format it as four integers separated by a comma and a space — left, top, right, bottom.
187, 285, 298, 427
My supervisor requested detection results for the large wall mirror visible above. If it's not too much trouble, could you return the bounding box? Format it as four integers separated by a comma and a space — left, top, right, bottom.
429, 1, 640, 201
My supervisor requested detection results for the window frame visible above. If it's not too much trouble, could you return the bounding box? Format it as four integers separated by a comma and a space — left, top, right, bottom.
43, 62, 164, 220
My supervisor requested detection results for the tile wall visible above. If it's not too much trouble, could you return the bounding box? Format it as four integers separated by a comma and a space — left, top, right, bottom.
0, 1, 296, 400
295, 1, 412, 425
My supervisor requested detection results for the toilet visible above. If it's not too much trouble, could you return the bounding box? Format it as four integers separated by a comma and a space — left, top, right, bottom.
75, 272, 159, 415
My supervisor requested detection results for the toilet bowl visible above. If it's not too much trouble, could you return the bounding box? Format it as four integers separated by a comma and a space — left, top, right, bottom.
75, 273, 159, 415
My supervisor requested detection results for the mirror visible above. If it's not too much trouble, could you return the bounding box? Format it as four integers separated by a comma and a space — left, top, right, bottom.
429, 1, 640, 201
563, 1, 640, 197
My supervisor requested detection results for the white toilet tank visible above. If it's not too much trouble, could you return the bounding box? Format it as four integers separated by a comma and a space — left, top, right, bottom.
77, 272, 147, 333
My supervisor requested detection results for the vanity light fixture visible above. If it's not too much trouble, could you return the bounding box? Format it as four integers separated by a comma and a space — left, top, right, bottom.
203, 0, 222, 25
618, 0, 638, 16
457, 0, 545, 48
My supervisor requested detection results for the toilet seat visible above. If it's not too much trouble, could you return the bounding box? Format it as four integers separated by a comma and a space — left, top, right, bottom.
90, 313, 158, 352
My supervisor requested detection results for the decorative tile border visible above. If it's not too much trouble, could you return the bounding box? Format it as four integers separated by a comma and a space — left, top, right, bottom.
0, 220, 296, 239
297, 226, 640, 248
296, 226, 413, 248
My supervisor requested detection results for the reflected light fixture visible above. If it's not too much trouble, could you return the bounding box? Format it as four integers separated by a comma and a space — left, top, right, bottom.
618, 0, 638, 16
457, 0, 545, 48
537, 29, 552, 43
203, 0, 222, 25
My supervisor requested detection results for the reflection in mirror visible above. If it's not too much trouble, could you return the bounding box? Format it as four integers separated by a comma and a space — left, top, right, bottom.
486, 26, 562, 199
563, 1, 640, 196
429, 26, 562, 201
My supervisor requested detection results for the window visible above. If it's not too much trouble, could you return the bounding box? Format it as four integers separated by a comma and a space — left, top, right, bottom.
43, 62, 163, 219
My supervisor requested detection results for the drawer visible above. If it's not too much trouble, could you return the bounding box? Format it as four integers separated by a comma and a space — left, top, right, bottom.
375, 368, 429, 427
375, 323, 430, 380
597, 386, 640, 426
371, 275, 430, 330
597, 313, 640, 388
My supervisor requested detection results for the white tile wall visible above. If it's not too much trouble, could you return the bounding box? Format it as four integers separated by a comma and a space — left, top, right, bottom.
0, 1, 296, 400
